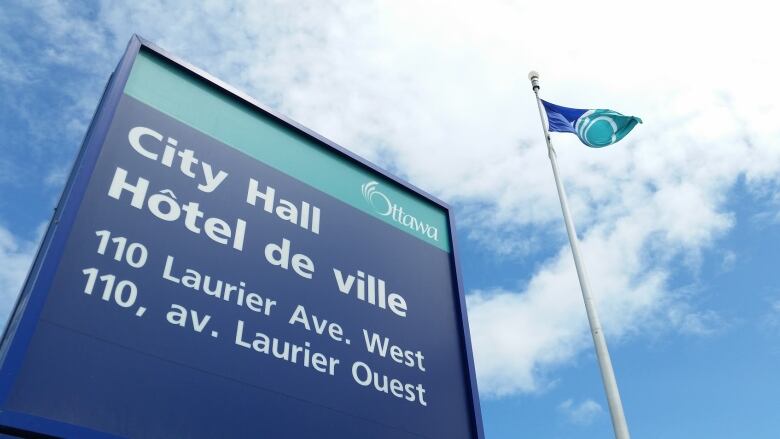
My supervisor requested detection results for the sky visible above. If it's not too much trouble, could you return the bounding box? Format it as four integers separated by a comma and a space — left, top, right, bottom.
1, 1, 780, 437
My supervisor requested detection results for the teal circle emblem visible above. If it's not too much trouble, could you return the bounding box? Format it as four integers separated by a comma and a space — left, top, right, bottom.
575, 109, 620, 148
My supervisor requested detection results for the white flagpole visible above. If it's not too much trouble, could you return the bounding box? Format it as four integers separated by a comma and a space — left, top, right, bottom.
527, 71, 630, 439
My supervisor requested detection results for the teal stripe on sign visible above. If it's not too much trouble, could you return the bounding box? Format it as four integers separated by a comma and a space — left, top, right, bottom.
123, 49, 450, 252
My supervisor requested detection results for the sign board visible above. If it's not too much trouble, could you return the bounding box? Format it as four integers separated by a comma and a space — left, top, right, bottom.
0, 36, 484, 438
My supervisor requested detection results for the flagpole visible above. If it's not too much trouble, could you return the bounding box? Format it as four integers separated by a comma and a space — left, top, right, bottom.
527, 71, 631, 439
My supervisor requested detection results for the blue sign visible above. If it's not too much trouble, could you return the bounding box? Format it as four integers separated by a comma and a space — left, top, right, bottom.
0, 36, 483, 438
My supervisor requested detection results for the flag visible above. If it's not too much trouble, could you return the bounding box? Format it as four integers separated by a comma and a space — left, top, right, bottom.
541, 100, 642, 148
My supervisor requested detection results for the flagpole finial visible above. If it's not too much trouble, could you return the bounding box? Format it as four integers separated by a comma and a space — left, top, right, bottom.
528, 70, 540, 91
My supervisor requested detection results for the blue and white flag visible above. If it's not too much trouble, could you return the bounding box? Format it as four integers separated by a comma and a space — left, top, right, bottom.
542, 100, 642, 148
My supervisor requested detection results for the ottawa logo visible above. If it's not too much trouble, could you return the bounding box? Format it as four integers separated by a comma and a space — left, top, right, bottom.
360, 181, 439, 242
361, 181, 392, 215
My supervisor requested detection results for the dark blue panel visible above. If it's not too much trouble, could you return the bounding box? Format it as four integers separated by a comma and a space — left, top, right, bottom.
2, 95, 476, 438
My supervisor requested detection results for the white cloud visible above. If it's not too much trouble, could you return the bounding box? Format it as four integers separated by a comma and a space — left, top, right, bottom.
44, 165, 69, 188
0, 225, 38, 323
721, 250, 737, 272
668, 306, 725, 337
558, 398, 603, 426
466, 220, 669, 395
8, 0, 780, 398
762, 299, 780, 330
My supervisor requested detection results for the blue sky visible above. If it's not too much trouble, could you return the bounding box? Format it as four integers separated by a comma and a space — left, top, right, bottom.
2, 1, 780, 437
